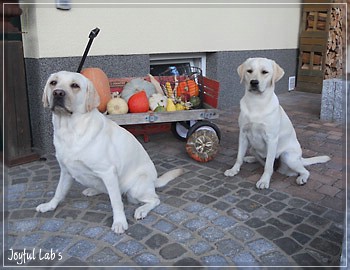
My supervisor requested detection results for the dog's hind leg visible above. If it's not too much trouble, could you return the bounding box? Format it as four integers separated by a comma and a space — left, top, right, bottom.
281, 152, 310, 185
82, 188, 103, 197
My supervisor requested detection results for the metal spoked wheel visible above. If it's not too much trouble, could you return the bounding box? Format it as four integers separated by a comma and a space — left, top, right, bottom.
185, 121, 221, 162
171, 120, 197, 141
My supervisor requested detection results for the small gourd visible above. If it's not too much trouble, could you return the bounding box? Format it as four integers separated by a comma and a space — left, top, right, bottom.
107, 96, 128, 115
149, 93, 168, 111
166, 98, 176, 112
128, 91, 149, 113
176, 79, 199, 97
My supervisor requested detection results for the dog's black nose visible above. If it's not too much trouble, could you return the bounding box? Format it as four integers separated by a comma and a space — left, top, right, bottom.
250, 80, 259, 86
53, 89, 66, 97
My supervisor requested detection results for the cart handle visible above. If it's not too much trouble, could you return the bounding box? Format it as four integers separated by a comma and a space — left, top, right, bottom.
77, 27, 100, 73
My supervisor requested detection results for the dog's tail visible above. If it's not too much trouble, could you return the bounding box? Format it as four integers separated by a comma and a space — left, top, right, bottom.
302, 155, 331, 166
155, 168, 184, 188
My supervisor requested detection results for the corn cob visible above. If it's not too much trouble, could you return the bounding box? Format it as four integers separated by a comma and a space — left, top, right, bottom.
165, 82, 173, 98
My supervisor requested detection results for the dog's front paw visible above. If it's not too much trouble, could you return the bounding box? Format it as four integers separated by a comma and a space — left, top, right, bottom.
256, 176, 271, 189
36, 202, 57, 213
111, 216, 128, 234
296, 175, 308, 185
224, 165, 240, 177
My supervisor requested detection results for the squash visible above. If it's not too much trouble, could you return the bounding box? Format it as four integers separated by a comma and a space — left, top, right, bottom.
166, 98, 176, 112
122, 78, 156, 102
128, 91, 149, 113
176, 79, 199, 97
149, 93, 168, 111
81, 68, 111, 113
107, 97, 128, 115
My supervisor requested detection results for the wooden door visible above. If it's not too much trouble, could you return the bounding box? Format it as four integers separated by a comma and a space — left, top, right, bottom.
296, 3, 331, 93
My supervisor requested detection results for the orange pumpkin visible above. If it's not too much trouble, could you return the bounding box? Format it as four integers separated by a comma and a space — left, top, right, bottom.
128, 91, 149, 113
81, 68, 111, 113
176, 79, 199, 97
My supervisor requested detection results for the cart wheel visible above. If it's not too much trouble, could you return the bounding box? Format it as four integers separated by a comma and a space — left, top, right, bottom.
186, 121, 221, 162
171, 120, 197, 141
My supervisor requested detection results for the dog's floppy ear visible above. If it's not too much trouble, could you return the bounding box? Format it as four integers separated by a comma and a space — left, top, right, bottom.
42, 76, 52, 108
272, 60, 285, 83
237, 62, 246, 84
85, 79, 100, 112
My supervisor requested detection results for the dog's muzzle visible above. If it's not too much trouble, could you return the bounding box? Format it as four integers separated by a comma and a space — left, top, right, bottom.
52, 89, 72, 114
249, 80, 260, 93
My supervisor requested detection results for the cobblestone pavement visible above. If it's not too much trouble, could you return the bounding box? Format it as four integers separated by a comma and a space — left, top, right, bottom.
3, 91, 346, 268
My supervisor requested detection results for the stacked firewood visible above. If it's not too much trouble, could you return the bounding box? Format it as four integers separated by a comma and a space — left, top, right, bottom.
325, 7, 343, 79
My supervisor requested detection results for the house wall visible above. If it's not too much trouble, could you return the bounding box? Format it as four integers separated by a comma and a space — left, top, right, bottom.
20, 3, 301, 154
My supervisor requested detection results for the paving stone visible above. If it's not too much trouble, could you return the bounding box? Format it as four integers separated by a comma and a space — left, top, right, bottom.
71, 200, 90, 209
183, 218, 208, 231
229, 225, 255, 242
208, 187, 231, 198
250, 194, 272, 204
87, 247, 121, 264
100, 231, 125, 245
291, 231, 311, 245
41, 235, 72, 252
212, 201, 231, 211
15, 232, 44, 248
173, 257, 202, 266
245, 217, 265, 228
257, 226, 283, 240
295, 223, 318, 236
67, 240, 97, 259
286, 207, 310, 217
183, 203, 205, 213
198, 208, 220, 220
10, 210, 36, 219
309, 237, 341, 256
169, 228, 193, 243
216, 239, 243, 257
231, 251, 259, 265
212, 216, 236, 229
64, 221, 87, 235
81, 212, 107, 223
126, 224, 152, 241
145, 234, 169, 249
82, 226, 105, 238
278, 213, 304, 225
252, 208, 272, 220
55, 209, 81, 220
153, 219, 177, 234
183, 191, 202, 201
260, 251, 290, 265
306, 215, 331, 227
227, 208, 250, 221
133, 252, 160, 265
323, 209, 344, 223
320, 228, 343, 243
164, 197, 187, 207
247, 238, 277, 256
117, 240, 145, 256
201, 254, 228, 266
236, 199, 262, 213
269, 191, 289, 201
152, 204, 175, 216
292, 253, 322, 266
166, 210, 189, 224
159, 243, 187, 260
199, 226, 225, 242
189, 241, 213, 255
274, 237, 302, 255
303, 203, 328, 215
197, 195, 217, 205
39, 219, 65, 232
223, 194, 240, 204
265, 201, 287, 212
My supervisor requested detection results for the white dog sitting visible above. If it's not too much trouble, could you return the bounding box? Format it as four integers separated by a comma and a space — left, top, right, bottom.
224, 58, 330, 189
36, 71, 184, 233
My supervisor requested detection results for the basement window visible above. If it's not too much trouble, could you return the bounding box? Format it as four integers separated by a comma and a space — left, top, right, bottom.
150, 53, 206, 76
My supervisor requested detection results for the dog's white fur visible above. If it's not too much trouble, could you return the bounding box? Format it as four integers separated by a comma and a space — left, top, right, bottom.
36, 71, 183, 233
224, 58, 330, 189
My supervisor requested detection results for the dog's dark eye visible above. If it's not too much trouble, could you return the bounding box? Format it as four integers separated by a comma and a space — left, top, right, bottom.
262, 70, 269, 74
71, 83, 80, 88
50, 80, 57, 86
247, 69, 253, 74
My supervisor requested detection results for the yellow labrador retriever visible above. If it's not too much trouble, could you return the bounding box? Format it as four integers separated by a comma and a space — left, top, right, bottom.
36, 71, 183, 233
224, 58, 330, 189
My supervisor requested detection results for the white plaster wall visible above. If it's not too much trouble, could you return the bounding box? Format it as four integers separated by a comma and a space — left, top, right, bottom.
20, 3, 301, 58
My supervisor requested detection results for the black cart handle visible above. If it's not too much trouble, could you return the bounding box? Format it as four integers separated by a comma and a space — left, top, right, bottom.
77, 27, 100, 73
